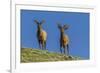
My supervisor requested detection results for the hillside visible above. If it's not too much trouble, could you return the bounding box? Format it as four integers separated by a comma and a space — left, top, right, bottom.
21, 48, 81, 63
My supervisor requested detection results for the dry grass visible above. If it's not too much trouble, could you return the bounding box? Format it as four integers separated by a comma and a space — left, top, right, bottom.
21, 48, 81, 63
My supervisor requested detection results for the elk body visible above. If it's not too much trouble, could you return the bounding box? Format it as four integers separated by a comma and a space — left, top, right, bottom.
58, 24, 69, 55
34, 20, 47, 50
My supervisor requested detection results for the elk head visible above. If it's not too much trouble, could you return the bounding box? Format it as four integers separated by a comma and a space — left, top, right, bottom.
58, 24, 69, 33
34, 20, 45, 30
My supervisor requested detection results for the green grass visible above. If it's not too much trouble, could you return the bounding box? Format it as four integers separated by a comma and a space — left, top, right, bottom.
21, 48, 81, 63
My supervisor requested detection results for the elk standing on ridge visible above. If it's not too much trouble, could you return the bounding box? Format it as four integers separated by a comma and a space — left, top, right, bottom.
58, 24, 70, 55
34, 20, 47, 50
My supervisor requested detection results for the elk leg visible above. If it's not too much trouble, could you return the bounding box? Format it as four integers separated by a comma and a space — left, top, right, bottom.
42, 41, 44, 50
67, 44, 69, 55
64, 49, 66, 55
44, 41, 46, 50
41, 43, 43, 50
38, 40, 41, 49
60, 43, 62, 54
60, 48, 62, 54
64, 46, 66, 55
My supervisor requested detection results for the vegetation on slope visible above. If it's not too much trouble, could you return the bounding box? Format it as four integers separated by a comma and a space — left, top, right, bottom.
21, 48, 81, 63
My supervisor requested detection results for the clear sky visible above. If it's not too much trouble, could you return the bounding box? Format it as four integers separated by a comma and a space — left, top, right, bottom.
21, 9, 90, 59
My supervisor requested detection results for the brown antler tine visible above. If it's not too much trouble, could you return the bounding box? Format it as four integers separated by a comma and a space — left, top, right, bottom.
63, 24, 67, 27
34, 19, 39, 24
63, 24, 69, 29
42, 20, 45, 22
34, 19, 37, 22
40, 20, 45, 24
57, 23, 62, 29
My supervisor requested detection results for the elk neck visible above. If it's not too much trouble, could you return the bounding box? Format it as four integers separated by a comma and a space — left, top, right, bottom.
37, 28, 42, 34
60, 31, 65, 38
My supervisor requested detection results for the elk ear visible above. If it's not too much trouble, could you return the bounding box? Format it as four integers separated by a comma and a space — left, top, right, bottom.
34, 20, 39, 25
57, 24, 62, 29
40, 20, 45, 25
63, 24, 69, 30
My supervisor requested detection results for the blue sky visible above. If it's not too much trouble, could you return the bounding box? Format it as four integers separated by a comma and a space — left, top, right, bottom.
21, 9, 90, 59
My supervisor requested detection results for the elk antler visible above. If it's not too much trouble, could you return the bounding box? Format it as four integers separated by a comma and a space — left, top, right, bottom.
63, 24, 69, 30
40, 20, 45, 25
34, 20, 39, 24
57, 23, 62, 29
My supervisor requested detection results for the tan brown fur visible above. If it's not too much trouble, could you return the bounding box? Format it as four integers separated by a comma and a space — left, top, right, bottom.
34, 20, 47, 50
58, 24, 70, 55
62, 35, 69, 46
40, 30, 47, 41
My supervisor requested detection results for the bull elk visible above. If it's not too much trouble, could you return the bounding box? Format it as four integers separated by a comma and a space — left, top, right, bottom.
58, 24, 70, 55
34, 20, 47, 50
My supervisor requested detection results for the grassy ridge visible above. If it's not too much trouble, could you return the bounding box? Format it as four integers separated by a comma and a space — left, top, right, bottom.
21, 48, 80, 63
